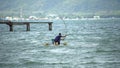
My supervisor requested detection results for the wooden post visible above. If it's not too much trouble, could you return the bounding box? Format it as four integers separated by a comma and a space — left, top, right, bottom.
48, 23, 52, 31
9, 25, 13, 31
26, 23, 30, 31
6, 21, 13, 31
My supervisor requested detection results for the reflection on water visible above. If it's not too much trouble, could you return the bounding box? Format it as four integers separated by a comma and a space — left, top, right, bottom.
0, 19, 120, 68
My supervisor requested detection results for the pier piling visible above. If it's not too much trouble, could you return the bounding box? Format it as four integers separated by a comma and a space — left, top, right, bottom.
48, 23, 52, 31
26, 23, 30, 31
9, 25, 13, 31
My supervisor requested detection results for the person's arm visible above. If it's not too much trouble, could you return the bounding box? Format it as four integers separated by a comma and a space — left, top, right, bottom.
62, 35, 67, 37
61, 35, 67, 40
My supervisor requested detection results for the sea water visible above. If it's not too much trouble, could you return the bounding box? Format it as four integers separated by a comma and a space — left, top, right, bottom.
0, 18, 120, 68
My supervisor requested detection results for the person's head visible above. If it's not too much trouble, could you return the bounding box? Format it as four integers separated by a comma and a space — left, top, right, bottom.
59, 33, 61, 36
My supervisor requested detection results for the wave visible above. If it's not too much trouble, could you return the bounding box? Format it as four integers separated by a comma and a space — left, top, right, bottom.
18, 58, 70, 65
95, 49, 120, 53
0, 62, 20, 66
80, 61, 120, 65
23, 61, 69, 65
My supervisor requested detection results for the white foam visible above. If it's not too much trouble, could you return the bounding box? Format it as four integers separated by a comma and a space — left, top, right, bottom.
49, 48, 73, 54
80, 42, 99, 47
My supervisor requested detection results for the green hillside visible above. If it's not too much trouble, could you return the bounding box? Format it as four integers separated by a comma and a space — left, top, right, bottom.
0, 0, 120, 17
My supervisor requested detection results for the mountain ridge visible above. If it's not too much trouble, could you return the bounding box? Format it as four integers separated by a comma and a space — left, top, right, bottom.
0, 0, 120, 17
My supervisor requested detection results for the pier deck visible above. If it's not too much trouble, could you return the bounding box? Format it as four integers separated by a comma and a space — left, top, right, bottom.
0, 21, 53, 31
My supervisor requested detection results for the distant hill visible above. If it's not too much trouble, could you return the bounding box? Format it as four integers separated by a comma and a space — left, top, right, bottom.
0, 0, 120, 17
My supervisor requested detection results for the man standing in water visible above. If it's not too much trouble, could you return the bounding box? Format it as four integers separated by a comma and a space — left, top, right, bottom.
53, 33, 67, 45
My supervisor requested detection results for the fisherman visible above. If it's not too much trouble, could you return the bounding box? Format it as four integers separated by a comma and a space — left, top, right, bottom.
53, 33, 67, 45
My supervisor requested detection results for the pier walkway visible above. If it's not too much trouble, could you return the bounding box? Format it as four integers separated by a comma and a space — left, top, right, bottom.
0, 21, 53, 31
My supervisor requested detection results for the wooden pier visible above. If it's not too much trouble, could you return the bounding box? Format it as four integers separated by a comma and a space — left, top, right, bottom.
0, 21, 53, 31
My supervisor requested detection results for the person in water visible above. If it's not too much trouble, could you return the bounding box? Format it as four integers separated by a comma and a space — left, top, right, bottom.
54, 33, 66, 45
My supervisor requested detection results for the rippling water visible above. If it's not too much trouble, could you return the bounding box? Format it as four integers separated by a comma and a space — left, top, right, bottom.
0, 19, 120, 68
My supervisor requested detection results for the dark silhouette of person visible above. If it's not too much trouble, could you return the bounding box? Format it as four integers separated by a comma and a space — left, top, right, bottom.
53, 33, 66, 45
